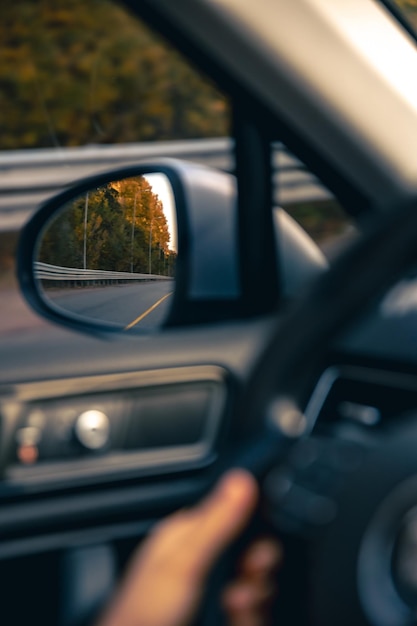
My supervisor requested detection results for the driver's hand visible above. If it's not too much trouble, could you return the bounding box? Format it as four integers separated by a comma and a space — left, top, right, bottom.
97, 470, 282, 626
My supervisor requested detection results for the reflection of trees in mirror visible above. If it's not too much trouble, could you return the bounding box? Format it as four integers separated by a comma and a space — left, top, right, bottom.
38, 176, 177, 280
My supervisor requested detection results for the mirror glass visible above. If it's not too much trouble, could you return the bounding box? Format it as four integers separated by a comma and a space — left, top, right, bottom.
35, 173, 177, 332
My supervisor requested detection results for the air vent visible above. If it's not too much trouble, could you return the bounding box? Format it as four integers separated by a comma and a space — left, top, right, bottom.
306, 366, 417, 427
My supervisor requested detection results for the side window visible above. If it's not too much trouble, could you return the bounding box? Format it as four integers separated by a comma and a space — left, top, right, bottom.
0, 0, 233, 331
275, 145, 358, 260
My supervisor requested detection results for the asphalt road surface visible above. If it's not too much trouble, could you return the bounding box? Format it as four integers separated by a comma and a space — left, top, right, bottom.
42, 280, 174, 331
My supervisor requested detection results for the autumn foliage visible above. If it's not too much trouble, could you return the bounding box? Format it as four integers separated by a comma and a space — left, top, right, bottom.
39, 176, 176, 276
0, 0, 229, 150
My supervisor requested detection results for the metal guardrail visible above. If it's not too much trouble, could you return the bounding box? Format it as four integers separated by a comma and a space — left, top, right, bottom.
35, 262, 173, 287
0, 138, 331, 231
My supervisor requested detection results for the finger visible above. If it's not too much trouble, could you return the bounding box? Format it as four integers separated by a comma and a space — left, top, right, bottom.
224, 612, 267, 626
237, 537, 283, 579
184, 469, 259, 575
223, 580, 276, 626
222, 579, 276, 612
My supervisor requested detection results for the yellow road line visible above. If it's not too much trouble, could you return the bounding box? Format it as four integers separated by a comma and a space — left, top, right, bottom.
124, 292, 173, 330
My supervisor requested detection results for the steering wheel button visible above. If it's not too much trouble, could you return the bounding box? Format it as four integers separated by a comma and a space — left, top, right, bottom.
289, 438, 320, 469
298, 464, 340, 494
323, 440, 364, 472
303, 494, 337, 525
264, 467, 294, 502
281, 484, 337, 526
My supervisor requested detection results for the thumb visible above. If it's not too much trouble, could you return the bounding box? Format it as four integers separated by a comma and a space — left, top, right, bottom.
187, 469, 259, 575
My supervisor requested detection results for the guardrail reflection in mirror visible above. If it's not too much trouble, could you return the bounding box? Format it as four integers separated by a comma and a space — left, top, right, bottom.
35, 262, 173, 288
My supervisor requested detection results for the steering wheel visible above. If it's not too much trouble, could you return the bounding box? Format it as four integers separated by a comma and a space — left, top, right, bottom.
228, 197, 417, 626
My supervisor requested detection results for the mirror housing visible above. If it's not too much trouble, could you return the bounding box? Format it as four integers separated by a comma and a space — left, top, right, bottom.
17, 159, 242, 334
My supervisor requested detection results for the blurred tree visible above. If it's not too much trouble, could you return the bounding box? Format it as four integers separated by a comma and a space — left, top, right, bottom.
394, 0, 417, 27
0, 0, 229, 150
396, 0, 417, 8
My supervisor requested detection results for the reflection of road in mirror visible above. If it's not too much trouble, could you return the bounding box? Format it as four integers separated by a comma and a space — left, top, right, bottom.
43, 280, 174, 331
124, 291, 172, 330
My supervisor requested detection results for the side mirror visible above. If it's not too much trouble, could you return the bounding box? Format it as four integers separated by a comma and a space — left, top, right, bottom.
17, 159, 242, 334
19, 166, 179, 333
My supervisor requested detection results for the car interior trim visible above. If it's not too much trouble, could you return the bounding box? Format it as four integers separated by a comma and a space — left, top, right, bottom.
0, 365, 228, 487
0, 519, 154, 561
